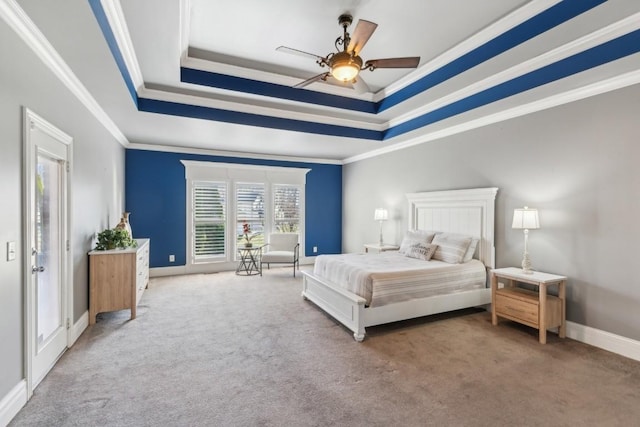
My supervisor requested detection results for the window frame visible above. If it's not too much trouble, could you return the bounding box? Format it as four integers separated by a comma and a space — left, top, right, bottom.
182, 161, 309, 272
272, 183, 302, 234
189, 180, 228, 264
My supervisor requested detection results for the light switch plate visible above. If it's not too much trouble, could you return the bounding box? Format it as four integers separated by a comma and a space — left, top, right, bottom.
7, 241, 16, 261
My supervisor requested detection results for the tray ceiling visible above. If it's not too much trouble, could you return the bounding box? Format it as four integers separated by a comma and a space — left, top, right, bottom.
7, 0, 640, 162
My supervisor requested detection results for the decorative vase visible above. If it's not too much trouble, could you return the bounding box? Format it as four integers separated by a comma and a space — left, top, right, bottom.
116, 212, 132, 238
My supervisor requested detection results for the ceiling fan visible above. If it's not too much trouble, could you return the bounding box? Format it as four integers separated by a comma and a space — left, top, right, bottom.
276, 14, 420, 93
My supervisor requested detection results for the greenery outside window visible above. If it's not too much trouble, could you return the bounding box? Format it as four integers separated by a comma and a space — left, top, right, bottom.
193, 181, 226, 261
273, 184, 301, 233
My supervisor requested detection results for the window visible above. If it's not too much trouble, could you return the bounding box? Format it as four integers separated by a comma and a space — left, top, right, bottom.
193, 181, 226, 261
182, 161, 309, 271
273, 184, 301, 233
236, 183, 265, 247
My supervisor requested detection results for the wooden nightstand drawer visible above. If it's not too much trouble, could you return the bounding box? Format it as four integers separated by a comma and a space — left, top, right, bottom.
491, 268, 566, 344
495, 288, 539, 327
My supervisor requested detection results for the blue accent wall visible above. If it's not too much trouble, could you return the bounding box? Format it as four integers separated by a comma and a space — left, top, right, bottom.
125, 150, 342, 268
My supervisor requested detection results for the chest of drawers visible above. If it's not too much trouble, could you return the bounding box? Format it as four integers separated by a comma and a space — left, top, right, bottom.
89, 238, 149, 324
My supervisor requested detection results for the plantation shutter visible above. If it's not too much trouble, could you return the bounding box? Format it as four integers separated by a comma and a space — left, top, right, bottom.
273, 184, 301, 233
193, 181, 226, 259
236, 183, 265, 246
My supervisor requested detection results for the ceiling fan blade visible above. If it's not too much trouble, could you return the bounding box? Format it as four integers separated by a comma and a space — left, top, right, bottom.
276, 46, 326, 63
351, 76, 370, 94
365, 57, 421, 69
346, 20, 378, 56
293, 72, 329, 89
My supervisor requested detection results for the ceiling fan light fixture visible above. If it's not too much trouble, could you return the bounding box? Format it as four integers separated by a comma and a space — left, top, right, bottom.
330, 52, 362, 82
331, 63, 359, 82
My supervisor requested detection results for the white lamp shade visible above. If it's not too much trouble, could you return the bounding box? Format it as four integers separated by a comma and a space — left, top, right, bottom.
374, 208, 388, 221
512, 206, 540, 230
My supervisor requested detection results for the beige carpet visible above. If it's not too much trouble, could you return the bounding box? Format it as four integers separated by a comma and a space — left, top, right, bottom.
10, 268, 640, 426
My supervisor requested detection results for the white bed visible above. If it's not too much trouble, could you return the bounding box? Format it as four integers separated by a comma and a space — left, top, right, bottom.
302, 187, 499, 341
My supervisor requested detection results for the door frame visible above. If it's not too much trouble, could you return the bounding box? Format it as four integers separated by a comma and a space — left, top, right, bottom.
23, 108, 74, 398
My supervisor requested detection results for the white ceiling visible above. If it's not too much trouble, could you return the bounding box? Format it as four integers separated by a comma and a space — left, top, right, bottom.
9, 0, 640, 162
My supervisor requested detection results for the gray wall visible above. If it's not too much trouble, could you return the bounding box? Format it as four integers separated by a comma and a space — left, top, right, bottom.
343, 84, 640, 341
0, 20, 125, 398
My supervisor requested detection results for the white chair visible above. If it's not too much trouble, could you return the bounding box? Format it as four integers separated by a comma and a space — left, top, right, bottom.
261, 233, 300, 277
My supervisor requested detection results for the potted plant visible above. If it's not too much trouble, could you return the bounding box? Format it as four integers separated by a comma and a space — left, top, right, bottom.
240, 222, 259, 248
95, 227, 137, 250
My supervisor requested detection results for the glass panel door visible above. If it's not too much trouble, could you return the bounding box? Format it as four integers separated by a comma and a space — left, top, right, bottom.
25, 109, 70, 393
35, 153, 63, 349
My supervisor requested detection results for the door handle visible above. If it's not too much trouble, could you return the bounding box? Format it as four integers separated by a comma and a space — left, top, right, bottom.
32, 265, 45, 273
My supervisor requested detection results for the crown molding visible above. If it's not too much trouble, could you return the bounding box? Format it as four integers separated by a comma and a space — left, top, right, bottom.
0, 0, 128, 146
127, 142, 344, 165
179, 0, 190, 61
100, 0, 144, 92
344, 69, 640, 164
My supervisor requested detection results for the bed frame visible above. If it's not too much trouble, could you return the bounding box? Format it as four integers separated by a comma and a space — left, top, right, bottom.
302, 187, 499, 341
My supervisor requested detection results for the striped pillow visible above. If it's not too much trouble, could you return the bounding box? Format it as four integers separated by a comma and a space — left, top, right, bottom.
432, 233, 472, 264
463, 238, 480, 262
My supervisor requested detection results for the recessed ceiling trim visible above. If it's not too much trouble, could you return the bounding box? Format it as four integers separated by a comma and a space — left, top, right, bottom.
136, 97, 383, 141
384, 30, 640, 140
345, 69, 640, 164
1, 0, 128, 146
87, 0, 636, 146
376, 0, 607, 113
389, 12, 640, 128
182, 54, 375, 102
180, 67, 377, 114
99, 0, 144, 93
139, 87, 384, 131
179, 0, 190, 60
174, 0, 605, 115
373, 0, 563, 102
89, 0, 138, 105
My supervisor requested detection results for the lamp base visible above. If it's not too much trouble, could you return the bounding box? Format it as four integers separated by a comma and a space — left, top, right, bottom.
521, 252, 533, 274
521, 229, 533, 274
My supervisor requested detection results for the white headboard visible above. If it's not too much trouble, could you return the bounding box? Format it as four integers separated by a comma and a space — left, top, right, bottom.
406, 187, 499, 269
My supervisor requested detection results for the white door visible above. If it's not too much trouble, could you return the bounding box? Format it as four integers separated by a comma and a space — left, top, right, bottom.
24, 109, 72, 393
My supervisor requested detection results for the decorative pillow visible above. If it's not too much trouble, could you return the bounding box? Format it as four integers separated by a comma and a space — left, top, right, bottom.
404, 243, 437, 261
398, 230, 436, 255
463, 238, 480, 263
432, 233, 473, 264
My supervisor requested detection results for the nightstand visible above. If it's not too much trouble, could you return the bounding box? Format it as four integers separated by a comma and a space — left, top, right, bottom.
364, 243, 399, 253
491, 267, 567, 344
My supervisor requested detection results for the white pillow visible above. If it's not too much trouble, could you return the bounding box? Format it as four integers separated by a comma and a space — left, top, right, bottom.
404, 243, 437, 261
463, 238, 479, 263
398, 230, 436, 255
432, 233, 472, 264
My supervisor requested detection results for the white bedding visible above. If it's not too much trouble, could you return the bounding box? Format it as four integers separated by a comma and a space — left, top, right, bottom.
313, 252, 487, 307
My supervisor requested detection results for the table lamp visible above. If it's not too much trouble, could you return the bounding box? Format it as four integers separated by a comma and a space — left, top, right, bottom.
374, 208, 388, 246
512, 206, 540, 274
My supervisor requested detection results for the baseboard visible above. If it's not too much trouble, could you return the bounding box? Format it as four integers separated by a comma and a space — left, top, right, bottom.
150, 266, 187, 277
0, 380, 27, 427
151, 258, 316, 278
68, 311, 88, 347
566, 321, 640, 362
